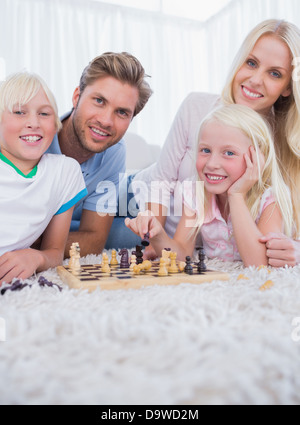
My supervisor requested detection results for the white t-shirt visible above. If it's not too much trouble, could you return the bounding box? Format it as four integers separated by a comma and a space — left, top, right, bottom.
134, 92, 220, 237
0, 153, 87, 256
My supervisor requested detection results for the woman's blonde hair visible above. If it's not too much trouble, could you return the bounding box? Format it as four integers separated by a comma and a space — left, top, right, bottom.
197, 104, 294, 238
0, 71, 61, 131
222, 19, 300, 236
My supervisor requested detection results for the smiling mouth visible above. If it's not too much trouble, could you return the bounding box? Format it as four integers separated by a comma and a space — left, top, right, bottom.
206, 174, 227, 182
90, 127, 111, 138
20, 136, 43, 143
242, 86, 264, 99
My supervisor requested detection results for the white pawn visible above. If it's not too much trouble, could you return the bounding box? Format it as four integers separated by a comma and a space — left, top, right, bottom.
130, 254, 137, 272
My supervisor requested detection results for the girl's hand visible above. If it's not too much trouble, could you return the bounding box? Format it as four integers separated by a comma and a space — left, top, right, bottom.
228, 146, 265, 197
125, 210, 164, 241
0, 249, 44, 286
260, 233, 300, 268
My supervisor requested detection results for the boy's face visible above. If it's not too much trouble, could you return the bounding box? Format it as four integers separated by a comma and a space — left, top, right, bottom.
71, 76, 139, 154
0, 88, 57, 173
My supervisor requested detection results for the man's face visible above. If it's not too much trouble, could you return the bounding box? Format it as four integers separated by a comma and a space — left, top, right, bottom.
71, 76, 139, 154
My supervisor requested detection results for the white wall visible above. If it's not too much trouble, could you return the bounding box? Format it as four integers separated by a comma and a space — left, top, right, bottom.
0, 0, 300, 146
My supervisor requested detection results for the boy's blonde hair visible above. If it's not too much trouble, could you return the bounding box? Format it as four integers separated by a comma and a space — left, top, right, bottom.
222, 19, 300, 236
198, 104, 294, 238
0, 71, 61, 131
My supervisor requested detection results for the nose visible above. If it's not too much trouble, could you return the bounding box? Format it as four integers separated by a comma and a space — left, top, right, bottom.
248, 69, 264, 87
97, 108, 114, 129
205, 152, 221, 170
26, 113, 41, 130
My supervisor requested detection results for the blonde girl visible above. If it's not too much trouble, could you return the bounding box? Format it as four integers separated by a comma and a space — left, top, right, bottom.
126, 104, 293, 268
136, 19, 300, 267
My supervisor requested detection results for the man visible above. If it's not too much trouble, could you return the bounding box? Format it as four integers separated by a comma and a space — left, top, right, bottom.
48, 52, 153, 257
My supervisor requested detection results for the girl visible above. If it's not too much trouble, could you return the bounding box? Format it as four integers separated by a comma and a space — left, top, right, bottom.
132, 19, 300, 267
125, 104, 294, 268
0, 72, 87, 285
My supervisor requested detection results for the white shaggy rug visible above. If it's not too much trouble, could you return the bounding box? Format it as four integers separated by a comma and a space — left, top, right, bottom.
0, 252, 300, 405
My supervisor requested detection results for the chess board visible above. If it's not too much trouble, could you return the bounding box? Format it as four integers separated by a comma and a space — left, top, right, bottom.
57, 262, 230, 292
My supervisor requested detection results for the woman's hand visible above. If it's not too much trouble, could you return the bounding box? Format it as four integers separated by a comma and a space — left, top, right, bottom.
260, 233, 300, 267
228, 146, 265, 197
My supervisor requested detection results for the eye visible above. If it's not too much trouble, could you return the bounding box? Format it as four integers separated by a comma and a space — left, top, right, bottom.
270, 70, 282, 79
13, 110, 25, 115
224, 150, 235, 157
199, 148, 211, 154
118, 109, 129, 118
95, 98, 104, 105
246, 59, 257, 68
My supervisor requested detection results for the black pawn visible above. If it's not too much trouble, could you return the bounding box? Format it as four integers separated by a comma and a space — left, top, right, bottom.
133, 245, 144, 265
197, 247, 207, 274
184, 256, 194, 275
141, 232, 150, 247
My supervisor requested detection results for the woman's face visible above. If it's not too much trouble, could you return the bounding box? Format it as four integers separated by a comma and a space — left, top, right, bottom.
233, 35, 293, 115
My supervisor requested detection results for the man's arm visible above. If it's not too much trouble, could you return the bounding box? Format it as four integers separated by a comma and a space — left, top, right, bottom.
65, 210, 114, 258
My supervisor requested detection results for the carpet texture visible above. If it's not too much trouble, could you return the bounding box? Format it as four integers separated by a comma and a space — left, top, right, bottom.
0, 253, 300, 405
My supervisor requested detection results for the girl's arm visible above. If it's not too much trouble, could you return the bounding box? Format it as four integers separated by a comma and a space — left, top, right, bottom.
125, 205, 198, 261
228, 147, 282, 267
229, 194, 283, 267
0, 209, 73, 285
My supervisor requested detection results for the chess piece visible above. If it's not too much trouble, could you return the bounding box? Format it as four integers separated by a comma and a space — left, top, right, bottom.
119, 249, 130, 268
141, 232, 150, 247
133, 246, 143, 265
197, 247, 207, 274
71, 244, 81, 275
69, 242, 79, 269
101, 253, 111, 274
184, 256, 194, 275
158, 258, 168, 276
110, 249, 119, 266
168, 252, 179, 274
130, 254, 137, 272
162, 249, 171, 266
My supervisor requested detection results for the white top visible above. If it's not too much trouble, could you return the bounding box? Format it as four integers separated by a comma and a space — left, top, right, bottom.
134, 92, 220, 237
0, 153, 87, 256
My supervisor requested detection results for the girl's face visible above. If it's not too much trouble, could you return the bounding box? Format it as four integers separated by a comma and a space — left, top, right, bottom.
0, 88, 57, 173
232, 35, 293, 115
196, 121, 252, 196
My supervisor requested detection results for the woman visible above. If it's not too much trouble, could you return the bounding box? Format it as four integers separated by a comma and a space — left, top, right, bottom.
135, 19, 300, 267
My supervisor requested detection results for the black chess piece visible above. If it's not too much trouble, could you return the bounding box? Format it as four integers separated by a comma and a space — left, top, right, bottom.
197, 247, 207, 274
184, 256, 194, 275
133, 245, 143, 265
119, 249, 130, 268
141, 232, 150, 247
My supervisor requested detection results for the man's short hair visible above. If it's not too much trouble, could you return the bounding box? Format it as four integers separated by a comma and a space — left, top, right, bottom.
79, 52, 153, 117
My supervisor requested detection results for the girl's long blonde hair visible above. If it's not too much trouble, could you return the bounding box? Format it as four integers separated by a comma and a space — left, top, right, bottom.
222, 19, 300, 237
197, 104, 294, 238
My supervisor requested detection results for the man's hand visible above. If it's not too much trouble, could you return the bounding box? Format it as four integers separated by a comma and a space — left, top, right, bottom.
260, 233, 300, 268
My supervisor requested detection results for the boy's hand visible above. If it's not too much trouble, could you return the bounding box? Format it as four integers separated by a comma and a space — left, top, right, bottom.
228, 146, 265, 197
125, 210, 163, 241
0, 249, 43, 285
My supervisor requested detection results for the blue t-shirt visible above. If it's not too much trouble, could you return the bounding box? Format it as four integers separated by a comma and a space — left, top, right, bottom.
47, 112, 126, 231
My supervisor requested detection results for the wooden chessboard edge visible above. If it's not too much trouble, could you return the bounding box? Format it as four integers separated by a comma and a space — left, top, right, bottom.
56, 265, 230, 292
